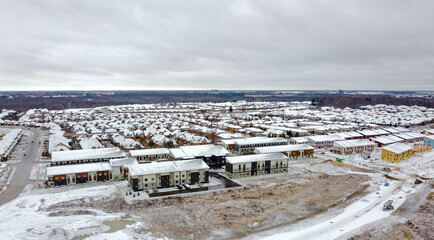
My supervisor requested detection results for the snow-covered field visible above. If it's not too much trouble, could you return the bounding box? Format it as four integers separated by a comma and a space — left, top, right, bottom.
0, 184, 150, 240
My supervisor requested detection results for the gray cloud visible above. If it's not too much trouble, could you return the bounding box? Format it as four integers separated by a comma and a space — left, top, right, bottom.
0, 0, 433, 90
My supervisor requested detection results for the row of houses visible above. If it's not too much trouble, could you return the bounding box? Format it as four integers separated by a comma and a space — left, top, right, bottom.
0, 129, 23, 161
221, 137, 288, 155
47, 157, 211, 190
379, 136, 434, 163
225, 153, 288, 178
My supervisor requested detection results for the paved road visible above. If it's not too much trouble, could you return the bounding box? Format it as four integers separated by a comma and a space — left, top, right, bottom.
0, 129, 42, 206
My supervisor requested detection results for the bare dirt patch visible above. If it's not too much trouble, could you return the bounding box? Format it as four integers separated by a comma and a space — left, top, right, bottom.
43, 173, 370, 240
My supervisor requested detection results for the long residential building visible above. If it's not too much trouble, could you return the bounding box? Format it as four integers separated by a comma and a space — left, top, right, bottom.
47, 162, 113, 186
225, 153, 288, 178
233, 137, 288, 155
109, 157, 138, 181
0, 129, 23, 161
50, 147, 127, 166
381, 143, 413, 163
307, 134, 345, 149
169, 144, 229, 169
254, 144, 314, 159
130, 148, 171, 162
331, 139, 375, 155
128, 159, 210, 191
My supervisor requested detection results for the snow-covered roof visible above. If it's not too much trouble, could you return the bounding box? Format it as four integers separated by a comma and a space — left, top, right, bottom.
255, 144, 314, 154
290, 137, 308, 143
307, 134, 345, 142
356, 130, 381, 137
371, 136, 401, 145
179, 144, 229, 158
169, 148, 190, 159
47, 162, 113, 176
79, 138, 103, 150
174, 159, 209, 171
0, 129, 23, 157
226, 153, 287, 164
109, 157, 138, 167
130, 148, 170, 157
51, 147, 126, 162
333, 139, 375, 148
394, 132, 424, 140
129, 161, 180, 176
234, 137, 287, 146
382, 143, 413, 154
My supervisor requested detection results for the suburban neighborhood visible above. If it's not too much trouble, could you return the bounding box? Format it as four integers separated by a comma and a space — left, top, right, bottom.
0, 101, 433, 239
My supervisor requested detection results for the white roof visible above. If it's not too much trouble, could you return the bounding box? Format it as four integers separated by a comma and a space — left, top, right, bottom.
255, 144, 314, 154
130, 148, 170, 157
51, 147, 126, 162
290, 137, 308, 143
234, 137, 287, 146
109, 158, 138, 167
308, 134, 345, 142
226, 153, 287, 164
382, 143, 413, 154
179, 144, 229, 158
174, 159, 209, 171
79, 138, 103, 150
333, 139, 375, 148
0, 129, 23, 156
47, 162, 113, 176
169, 148, 190, 159
371, 136, 400, 145
128, 161, 180, 176
346, 131, 363, 138
221, 139, 235, 145
356, 130, 381, 137
394, 132, 425, 140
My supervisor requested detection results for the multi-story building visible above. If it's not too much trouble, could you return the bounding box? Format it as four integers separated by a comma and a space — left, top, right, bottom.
130, 148, 171, 162
47, 162, 113, 186
225, 153, 288, 178
254, 144, 314, 160
128, 159, 210, 191
424, 135, 434, 148
331, 139, 375, 155
307, 135, 345, 149
233, 137, 288, 155
50, 147, 126, 166
169, 144, 229, 169
381, 143, 413, 163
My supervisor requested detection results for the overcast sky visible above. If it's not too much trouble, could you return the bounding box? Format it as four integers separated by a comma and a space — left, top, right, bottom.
0, 1, 433, 91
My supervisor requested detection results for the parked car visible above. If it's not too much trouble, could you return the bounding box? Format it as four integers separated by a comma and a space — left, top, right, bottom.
183, 184, 191, 190
176, 185, 183, 190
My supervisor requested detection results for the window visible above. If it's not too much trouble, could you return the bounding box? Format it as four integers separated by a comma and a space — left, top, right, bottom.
152, 178, 154, 181
145, 178, 148, 182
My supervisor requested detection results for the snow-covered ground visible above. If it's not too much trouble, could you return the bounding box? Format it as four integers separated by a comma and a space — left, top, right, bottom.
0, 183, 152, 240
255, 148, 433, 240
